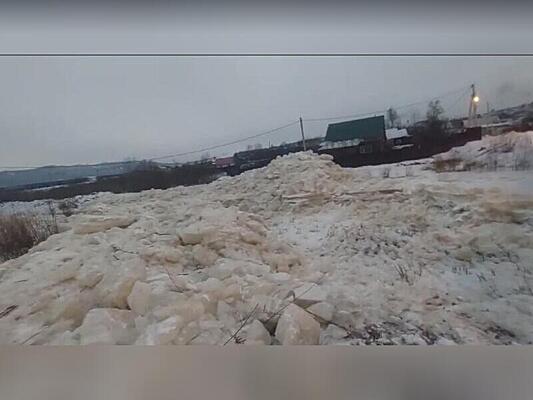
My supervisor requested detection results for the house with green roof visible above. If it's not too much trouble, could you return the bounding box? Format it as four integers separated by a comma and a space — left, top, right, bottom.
320, 115, 386, 154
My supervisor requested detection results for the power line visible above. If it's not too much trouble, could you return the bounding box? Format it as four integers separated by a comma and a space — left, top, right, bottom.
149, 120, 299, 161
0, 84, 475, 171
445, 88, 471, 118
148, 85, 471, 163
305, 85, 469, 122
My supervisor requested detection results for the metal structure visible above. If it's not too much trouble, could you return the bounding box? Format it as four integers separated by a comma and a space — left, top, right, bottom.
299, 117, 307, 151
468, 83, 480, 126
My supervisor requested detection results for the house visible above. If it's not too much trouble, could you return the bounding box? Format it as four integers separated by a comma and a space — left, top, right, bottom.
385, 128, 412, 149
320, 115, 386, 154
214, 156, 235, 169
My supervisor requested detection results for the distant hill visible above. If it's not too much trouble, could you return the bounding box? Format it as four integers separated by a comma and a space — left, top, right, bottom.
0, 161, 142, 189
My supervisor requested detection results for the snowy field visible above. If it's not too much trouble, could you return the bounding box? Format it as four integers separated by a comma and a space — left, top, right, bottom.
0, 132, 532, 345
0, 194, 100, 216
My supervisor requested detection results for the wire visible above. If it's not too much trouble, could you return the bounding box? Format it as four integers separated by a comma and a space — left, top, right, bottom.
0, 84, 475, 170
305, 85, 469, 122
445, 88, 471, 118
148, 120, 299, 161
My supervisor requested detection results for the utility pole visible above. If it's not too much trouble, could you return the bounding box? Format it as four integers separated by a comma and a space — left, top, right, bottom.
299, 117, 307, 151
468, 83, 480, 127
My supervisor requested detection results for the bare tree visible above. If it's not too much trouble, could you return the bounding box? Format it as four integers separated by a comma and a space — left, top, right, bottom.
427, 100, 444, 122
424, 100, 447, 142
386, 107, 399, 128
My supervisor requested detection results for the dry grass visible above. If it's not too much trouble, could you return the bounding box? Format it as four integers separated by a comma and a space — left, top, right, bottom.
433, 158, 463, 172
58, 199, 78, 217
0, 213, 58, 261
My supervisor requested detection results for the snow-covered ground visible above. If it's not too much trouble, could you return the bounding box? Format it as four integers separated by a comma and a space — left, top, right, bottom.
434, 130, 533, 171
0, 132, 532, 345
0, 194, 100, 216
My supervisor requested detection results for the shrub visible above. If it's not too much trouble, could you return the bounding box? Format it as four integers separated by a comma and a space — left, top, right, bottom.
58, 199, 77, 217
433, 158, 463, 172
0, 213, 58, 261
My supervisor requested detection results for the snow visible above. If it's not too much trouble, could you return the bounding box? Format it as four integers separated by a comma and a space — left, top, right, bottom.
0, 194, 101, 216
434, 130, 533, 171
385, 128, 410, 140
319, 139, 362, 150
0, 133, 532, 345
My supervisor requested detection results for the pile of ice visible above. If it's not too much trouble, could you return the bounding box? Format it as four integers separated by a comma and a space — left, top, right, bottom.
0, 149, 532, 345
208, 152, 355, 214
0, 203, 322, 344
434, 131, 533, 171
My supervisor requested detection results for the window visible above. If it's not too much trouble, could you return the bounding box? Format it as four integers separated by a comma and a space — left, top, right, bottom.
359, 144, 373, 154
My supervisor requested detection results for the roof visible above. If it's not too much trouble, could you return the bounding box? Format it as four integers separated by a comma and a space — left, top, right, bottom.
325, 115, 386, 142
215, 156, 234, 168
385, 128, 410, 140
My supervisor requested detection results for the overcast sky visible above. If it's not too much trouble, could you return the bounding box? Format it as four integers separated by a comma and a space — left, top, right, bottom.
1, 3, 533, 168
1, 57, 532, 167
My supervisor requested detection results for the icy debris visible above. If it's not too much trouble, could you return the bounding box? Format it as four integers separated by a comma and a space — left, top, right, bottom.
48, 263, 79, 284
127, 281, 152, 315
434, 131, 533, 171
135, 316, 184, 345
244, 320, 272, 345
166, 275, 192, 292
179, 228, 205, 245
292, 283, 327, 308
219, 283, 242, 304
78, 269, 104, 289
174, 322, 201, 345
196, 277, 223, 294
192, 245, 218, 267
189, 330, 225, 345
29, 292, 57, 314
249, 294, 284, 322
140, 247, 184, 265
78, 308, 136, 345
307, 302, 334, 322
1, 149, 533, 345
184, 319, 226, 344
270, 272, 291, 282
134, 315, 149, 332
208, 261, 236, 280
97, 260, 146, 309
320, 324, 349, 344
275, 304, 321, 345
47, 292, 96, 327
73, 215, 137, 234
49, 330, 78, 345
435, 337, 456, 345
174, 299, 206, 323
217, 301, 238, 328
400, 334, 427, 345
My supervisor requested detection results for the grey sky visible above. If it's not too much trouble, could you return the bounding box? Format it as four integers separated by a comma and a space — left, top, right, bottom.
1, 2, 533, 167
1, 57, 532, 167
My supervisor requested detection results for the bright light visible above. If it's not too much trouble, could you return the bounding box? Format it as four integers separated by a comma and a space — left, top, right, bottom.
473, 95, 480, 103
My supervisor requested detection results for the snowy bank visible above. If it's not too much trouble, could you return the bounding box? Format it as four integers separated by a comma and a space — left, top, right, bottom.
0, 151, 532, 345
434, 131, 533, 171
